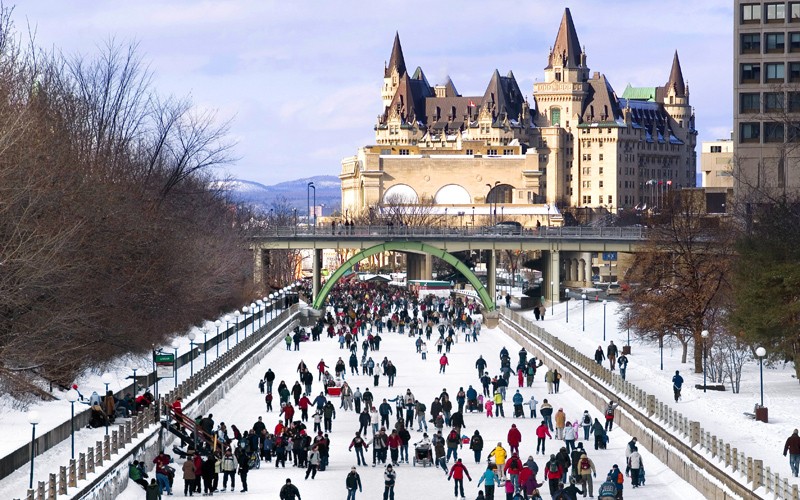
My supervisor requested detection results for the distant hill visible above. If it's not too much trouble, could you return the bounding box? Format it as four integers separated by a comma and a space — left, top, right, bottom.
216, 175, 341, 214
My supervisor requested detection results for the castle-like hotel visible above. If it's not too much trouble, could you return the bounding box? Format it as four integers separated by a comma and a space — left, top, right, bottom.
340, 9, 697, 226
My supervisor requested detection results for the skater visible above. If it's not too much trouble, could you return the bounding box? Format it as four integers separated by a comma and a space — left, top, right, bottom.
383, 464, 396, 500
477, 464, 498, 500
346, 467, 363, 500
448, 458, 472, 498
439, 354, 449, 373
527, 394, 538, 419
507, 424, 522, 455
672, 370, 684, 402
535, 420, 551, 455
279, 478, 301, 500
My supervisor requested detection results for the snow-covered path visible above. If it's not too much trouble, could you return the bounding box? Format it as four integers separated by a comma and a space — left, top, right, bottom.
119, 310, 699, 499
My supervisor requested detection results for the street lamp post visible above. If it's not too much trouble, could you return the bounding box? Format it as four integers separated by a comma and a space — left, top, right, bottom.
293, 208, 297, 234
565, 288, 570, 323
624, 307, 631, 348
130, 367, 138, 393
214, 318, 222, 356
602, 300, 607, 341
701, 329, 709, 393
756, 347, 766, 407
234, 311, 241, 343
223, 315, 231, 351
581, 293, 587, 332
65, 389, 79, 460
202, 328, 208, 367
250, 302, 257, 333
28, 410, 40, 489
550, 281, 554, 316
101, 372, 113, 436
171, 340, 179, 389
241, 306, 249, 339
659, 334, 664, 371
471, 206, 475, 227
256, 299, 264, 329
188, 331, 196, 379
307, 182, 316, 228
269, 293, 276, 319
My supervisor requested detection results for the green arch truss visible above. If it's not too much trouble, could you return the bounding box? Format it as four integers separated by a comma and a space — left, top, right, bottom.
312, 241, 496, 312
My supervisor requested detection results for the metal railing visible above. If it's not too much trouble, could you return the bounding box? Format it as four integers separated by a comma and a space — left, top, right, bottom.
252, 225, 648, 240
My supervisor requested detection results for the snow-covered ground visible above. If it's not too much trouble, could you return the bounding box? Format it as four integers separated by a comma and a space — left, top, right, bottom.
515, 298, 800, 488
113, 307, 700, 499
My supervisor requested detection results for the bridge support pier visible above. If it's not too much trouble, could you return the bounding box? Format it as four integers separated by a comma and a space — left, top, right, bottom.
312, 249, 322, 305
487, 250, 496, 304
543, 249, 561, 305
406, 253, 432, 281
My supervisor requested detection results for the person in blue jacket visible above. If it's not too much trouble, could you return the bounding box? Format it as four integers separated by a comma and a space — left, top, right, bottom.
477, 464, 498, 500
672, 370, 684, 402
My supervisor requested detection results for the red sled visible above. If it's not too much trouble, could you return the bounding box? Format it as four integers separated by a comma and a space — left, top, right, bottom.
326, 387, 341, 396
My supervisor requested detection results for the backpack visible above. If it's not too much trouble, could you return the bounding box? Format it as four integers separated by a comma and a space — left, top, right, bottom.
580, 458, 591, 471
583, 415, 591, 425
418, 403, 426, 413
549, 460, 559, 473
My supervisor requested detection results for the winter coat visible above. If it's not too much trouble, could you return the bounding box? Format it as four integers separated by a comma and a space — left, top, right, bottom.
539, 403, 553, 418
490, 445, 507, 465
629, 451, 642, 469
220, 454, 237, 472
535, 424, 551, 439
470, 434, 484, 452
477, 468, 497, 489
563, 425, 577, 441
449, 461, 471, 480
508, 426, 522, 447
577, 455, 596, 477
182, 459, 196, 480
554, 410, 566, 428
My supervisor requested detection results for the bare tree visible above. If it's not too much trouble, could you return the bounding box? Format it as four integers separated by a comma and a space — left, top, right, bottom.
624, 192, 735, 373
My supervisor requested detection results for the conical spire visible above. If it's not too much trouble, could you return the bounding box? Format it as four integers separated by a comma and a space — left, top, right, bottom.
549, 8, 583, 68
665, 51, 686, 97
385, 32, 407, 78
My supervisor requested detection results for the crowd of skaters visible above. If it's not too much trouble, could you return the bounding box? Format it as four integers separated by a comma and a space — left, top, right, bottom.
130, 280, 654, 500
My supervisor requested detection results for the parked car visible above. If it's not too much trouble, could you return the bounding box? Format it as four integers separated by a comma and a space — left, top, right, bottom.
606, 283, 622, 295
490, 221, 523, 235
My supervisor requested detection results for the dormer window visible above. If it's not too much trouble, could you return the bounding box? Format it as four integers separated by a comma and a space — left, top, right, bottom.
555, 72, 562, 81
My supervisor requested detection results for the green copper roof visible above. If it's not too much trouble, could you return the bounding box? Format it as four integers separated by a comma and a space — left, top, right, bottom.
622, 84, 657, 102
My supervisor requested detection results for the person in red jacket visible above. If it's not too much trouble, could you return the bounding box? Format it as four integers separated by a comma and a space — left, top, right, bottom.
171, 397, 184, 430
504, 453, 523, 490
536, 420, 552, 455
317, 359, 328, 380
387, 429, 403, 465
439, 354, 449, 374
507, 424, 522, 455
544, 454, 563, 497
280, 403, 295, 426
448, 458, 472, 498
298, 394, 311, 422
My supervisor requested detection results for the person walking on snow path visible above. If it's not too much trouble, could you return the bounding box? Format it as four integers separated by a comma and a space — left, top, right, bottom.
672, 370, 684, 402
507, 424, 522, 455
440, 354, 449, 373
784, 429, 800, 478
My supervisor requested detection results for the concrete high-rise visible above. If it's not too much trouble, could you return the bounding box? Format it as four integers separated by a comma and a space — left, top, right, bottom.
734, 0, 800, 198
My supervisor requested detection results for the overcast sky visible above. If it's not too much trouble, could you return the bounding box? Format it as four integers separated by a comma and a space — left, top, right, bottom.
12, 1, 733, 185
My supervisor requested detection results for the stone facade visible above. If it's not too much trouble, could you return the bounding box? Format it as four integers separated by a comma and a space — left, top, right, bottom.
341, 9, 697, 223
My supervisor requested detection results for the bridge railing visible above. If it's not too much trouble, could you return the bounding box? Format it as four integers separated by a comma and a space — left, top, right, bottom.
253, 225, 647, 240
